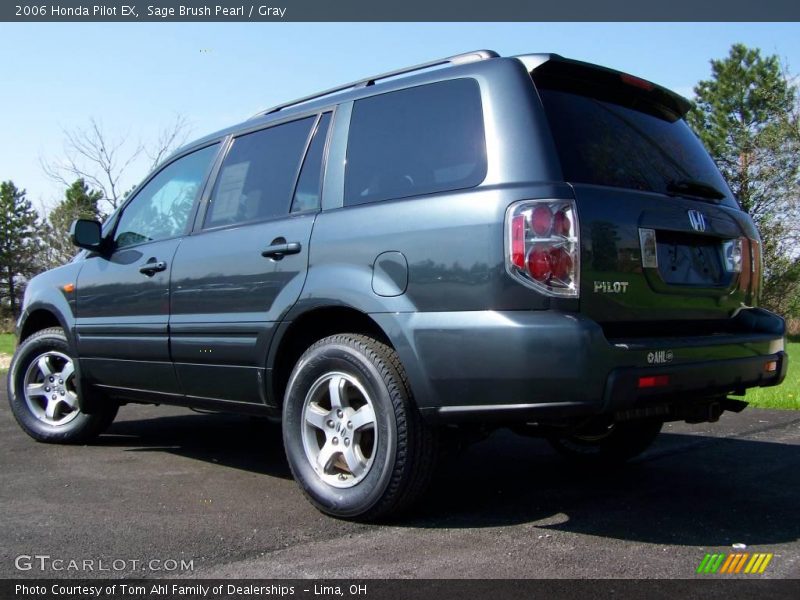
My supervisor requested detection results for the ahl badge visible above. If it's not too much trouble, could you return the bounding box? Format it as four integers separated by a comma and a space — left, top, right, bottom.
647, 350, 674, 364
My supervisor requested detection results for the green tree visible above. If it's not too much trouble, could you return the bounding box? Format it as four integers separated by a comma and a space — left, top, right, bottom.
0, 181, 43, 318
687, 43, 800, 315
42, 178, 103, 268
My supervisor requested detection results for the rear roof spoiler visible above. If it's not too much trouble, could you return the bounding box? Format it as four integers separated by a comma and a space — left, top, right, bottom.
515, 53, 693, 118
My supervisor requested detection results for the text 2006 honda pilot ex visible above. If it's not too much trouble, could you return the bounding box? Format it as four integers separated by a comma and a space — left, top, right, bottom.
9, 50, 787, 519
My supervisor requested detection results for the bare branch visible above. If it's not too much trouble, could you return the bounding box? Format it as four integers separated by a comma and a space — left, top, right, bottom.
40, 115, 191, 214
145, 114, 192, 170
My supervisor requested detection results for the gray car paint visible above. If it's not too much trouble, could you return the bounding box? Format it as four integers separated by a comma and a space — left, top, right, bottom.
15, 53, 786, 422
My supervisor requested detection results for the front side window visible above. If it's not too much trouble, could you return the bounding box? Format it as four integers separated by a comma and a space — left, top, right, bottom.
345, 78, 487, 206
114, 144, 218, 249
205, 117, 315, 228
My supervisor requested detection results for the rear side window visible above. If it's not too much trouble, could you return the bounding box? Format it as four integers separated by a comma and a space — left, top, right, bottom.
345, 78, 486, 206
205, 117, 314, 228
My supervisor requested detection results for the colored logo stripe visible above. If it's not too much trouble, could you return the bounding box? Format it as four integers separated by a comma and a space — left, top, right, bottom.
723, 553, 746, 573
746, 553, 774, 574
719, 554, 736, 573
697, 554, 725, 573
699, 553, 773, 574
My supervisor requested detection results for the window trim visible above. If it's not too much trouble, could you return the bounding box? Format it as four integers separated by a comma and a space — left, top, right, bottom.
197, 108, 336, 234
290, 111, 334, 215
107, 140, 222, 253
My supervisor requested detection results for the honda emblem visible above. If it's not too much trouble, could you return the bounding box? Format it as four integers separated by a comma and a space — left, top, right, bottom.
688, 210, 707, 232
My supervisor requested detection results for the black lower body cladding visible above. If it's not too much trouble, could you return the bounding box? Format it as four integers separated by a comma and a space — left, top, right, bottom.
371, 308, 786, 423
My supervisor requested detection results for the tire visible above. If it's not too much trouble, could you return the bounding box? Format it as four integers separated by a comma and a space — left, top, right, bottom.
282, 334, 437, 521
7, 327, 118, 444
548, 419, 663, 465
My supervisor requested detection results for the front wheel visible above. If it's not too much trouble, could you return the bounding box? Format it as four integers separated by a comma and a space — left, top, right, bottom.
282, 334, 437, 521
547, 419, 663, 465
7, 327, 118, 444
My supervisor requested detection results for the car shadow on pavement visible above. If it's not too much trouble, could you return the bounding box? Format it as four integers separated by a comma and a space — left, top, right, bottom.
97, 412, 293, 480
403, 428, 800, 547
92, 411, 800, 547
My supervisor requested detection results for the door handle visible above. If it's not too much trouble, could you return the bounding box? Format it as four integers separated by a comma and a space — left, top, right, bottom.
261, 241, 302, 260
139, 260, 167, 276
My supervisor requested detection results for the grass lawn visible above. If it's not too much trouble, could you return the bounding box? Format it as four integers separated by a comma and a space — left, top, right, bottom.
738, 340, 799, 410
0, 333, 15, 356
0, 333, 14, 372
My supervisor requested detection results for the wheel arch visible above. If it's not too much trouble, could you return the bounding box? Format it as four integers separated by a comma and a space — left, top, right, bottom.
19, 308, 66, 343
268, 305, 398, 410
15, 303, 101, 413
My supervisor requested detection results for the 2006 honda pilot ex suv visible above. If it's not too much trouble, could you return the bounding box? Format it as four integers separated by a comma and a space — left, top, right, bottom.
9, 50, 787, 519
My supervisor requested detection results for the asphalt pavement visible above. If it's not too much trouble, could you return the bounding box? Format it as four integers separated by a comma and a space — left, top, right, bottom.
1, 381, 799, 579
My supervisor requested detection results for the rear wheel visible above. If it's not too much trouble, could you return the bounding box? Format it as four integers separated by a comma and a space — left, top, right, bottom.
282, 334, 437, 520
548, 419, 663, 465
7, 327, 118, 444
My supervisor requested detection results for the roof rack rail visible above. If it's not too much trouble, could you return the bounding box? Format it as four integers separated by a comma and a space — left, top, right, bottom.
251, 49, 500, 118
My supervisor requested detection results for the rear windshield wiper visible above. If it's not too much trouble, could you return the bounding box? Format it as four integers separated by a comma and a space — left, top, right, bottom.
666, 179, 726, 201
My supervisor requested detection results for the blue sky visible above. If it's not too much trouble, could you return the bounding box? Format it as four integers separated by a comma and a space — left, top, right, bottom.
2, 22, 799, 211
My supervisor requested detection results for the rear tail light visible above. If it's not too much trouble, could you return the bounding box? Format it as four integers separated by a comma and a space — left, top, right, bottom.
749, 238, 762, 303
722, 238, 743, 273
505, 199, 579, 297
621, 73, 655, 91
638, 228, 658, 269
750, 238, 762, 275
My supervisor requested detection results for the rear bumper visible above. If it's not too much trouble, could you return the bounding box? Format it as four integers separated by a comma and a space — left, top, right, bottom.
371, 308, 786, 424
605, 350, 788, 413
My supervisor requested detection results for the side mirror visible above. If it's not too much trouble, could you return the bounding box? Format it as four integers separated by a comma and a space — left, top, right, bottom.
70, 219, 103, 251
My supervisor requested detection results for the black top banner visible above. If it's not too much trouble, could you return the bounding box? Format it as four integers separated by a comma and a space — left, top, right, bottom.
4, 0, 800, 22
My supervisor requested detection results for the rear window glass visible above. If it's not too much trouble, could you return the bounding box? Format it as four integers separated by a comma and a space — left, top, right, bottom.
538, 88, 736, 207
345, 78, 487, 206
